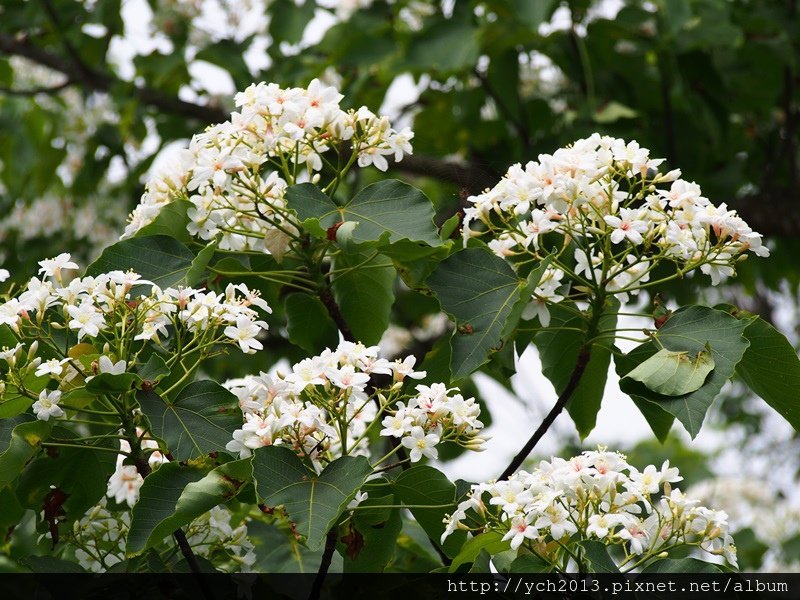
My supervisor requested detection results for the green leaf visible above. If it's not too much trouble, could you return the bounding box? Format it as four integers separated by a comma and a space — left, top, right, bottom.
534, 300, 618, 439
24, 556, 87, 573
252, 446, 372, 551
509, 0, 556, 29
345, 504, 403, 572
0, 420, 51, 488
185, 240, 218, 287
247, 521, 338, 573
85, 372, 142, 394
287, 181, 441, 248
0, 485, 25, 536
735, 316, 800, 431
449, 531, 510, 572
428, 248, 542, 379
126, 459, 252, 555
392, 465, 467, 558
623, 345, 715, 396
618, 306, 750, 438
405, 19, 480, 74
284, 293, 339, 354
578, 540, 618, 573
509, 553, 552, 573
137, 380, 242, 460
331, 250, 395, 345
268, 0, 316, 44
132, 200, 192, 243
86, 235, 205, 288
16, 434, 111, 523
137, 354, 171, 383
641, 557, 723, 573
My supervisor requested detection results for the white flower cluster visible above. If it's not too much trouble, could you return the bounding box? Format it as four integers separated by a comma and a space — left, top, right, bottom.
688, 477, 800, 570
185, 506, 257, 572
0, 253, 269, 351
124, 79, 413, 257
224, 339, 485, 467
442, 448, 737, 570
72, 498, 255, 572
464, 134, 768, 324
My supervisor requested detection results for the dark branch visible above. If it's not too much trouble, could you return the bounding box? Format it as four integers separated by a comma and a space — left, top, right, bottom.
0, 80, 71, 96
319, 287, 355, 342
132, 453, 209, 590
0, 32, 226, 123
498, 344, 592, 480
309, 529, 338, 600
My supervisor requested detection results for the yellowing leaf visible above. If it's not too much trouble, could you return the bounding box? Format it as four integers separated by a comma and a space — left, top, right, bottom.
624, 345, 715, 396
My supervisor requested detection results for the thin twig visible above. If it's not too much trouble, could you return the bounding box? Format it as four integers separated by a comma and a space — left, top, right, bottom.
498, 344, 593, 480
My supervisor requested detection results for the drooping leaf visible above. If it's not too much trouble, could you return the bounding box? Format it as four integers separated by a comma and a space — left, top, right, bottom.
252, 445, 372, 551
86, 235, 205, 289
427, 248, 548, 379
618, 306, 750, 438
287, 180, 441, 248
126, 459, 252, 555
137, 380, 241, 460
331, 250, 395, 345
735, 315, 800, 431
623, 345, 715, 396
392, 465, 467, 558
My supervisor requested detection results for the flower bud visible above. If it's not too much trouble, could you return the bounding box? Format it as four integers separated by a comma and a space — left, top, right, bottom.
27, 341, 39, 362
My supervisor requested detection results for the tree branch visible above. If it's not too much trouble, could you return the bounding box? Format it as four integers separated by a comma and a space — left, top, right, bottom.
0, 32, 227, 123
0, 80, 71, 96
309, 529, 338, 600
132, 454, 210, 591
498, 344, 592, 480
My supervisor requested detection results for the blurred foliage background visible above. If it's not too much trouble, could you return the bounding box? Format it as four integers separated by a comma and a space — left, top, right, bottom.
0, 0, 798, 571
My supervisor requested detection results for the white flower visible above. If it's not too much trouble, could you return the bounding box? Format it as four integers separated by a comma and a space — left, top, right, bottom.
32, 389, 65, 421
392, 355, 426, 381
604, 208, 649, 245
35, 358, 70, 379
223, 316, 264, 354
400, 426, 440, 462
616, 520, 650, 555
66, 301, 105, 339
106, 465, 142, 507
629, 460, 682, 495
0, 269, 9, 282
98, 355, 126, 375
502, 514, 539, 550
38, 253, 79, 281
380, 411, 413, 438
